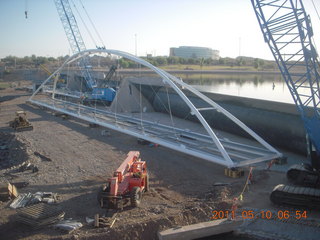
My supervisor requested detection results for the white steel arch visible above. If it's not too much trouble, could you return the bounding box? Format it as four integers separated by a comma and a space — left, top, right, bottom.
29, 49, 282, 167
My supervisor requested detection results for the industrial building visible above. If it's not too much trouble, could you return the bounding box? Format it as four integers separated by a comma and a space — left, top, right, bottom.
169, 46, 219, 59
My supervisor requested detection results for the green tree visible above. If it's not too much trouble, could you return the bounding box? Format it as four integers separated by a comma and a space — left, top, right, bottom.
2, 55, 16, 66
254, 58, 264, 69
218, 58, 226, 65
119, 58, 129, 68
187, 58, 196, 64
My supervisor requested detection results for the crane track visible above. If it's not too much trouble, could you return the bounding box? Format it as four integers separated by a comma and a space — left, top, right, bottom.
270, 184, 320, 209
287, 164, 320, 187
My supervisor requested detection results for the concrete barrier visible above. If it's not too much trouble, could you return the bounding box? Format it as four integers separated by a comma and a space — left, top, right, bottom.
145, 87, 307, 155
158, 218, 243, 240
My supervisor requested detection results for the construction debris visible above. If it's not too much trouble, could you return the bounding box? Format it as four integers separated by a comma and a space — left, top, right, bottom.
34, 151, 52, 162
0, 182, 23, 202
94, 213, 117, 228
53, 112, 69, 120
16, 203, 65, 228
18, 162, 39, 173
85, 216, 94, 224
0, 183, 12, 201
54, 219, 83, 233
8, 182, 18, 198
10, 192, 58, 209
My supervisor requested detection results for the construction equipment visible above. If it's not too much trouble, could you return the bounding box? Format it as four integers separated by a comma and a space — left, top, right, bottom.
39, 64, 66, 88
9, 111, 33, 131
98, 151, 149, 209
251, 0, 320, 208
53, 0, 116, 102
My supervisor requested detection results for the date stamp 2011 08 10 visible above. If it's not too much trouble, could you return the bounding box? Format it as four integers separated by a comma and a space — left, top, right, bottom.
211, 210, 307, 220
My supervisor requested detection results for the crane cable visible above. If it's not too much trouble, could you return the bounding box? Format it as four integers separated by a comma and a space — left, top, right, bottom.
78, 0, 106, 49
25, 0, 28, 19
309, 0, 320, 64
311, 0, 320, 22
70, 0, 98, 48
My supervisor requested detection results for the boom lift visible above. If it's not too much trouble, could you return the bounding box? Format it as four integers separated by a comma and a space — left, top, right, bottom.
98, 151, 149, 209
251, 0, 320, 208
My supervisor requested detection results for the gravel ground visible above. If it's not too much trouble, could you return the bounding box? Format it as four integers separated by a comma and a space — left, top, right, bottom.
0, 88, 319, 240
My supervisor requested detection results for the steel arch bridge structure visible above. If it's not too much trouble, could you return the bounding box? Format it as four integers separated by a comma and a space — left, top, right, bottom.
29, 49, 281, 168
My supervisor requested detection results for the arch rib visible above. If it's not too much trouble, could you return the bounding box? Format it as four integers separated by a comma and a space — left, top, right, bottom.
29, 49, 282, 168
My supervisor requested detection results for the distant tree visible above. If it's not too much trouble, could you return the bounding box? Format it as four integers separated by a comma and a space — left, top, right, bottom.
178, 57, 187, 64
254, 58, 265, 69
236, 57, 246, 66
155, 56, 167, 65
167, 56, 179, 64
187, 58, 196, 64
218, 58, 226, 65
200, 58, 204, 69
119, 58, 129, 68
2, 55, 16, 66
204, 58, 214, 65
259, 59, 265, 68
48, 57, 56, 62
35, 56, 48, 66
22, 56, 32, 66
128, 61, 136, 68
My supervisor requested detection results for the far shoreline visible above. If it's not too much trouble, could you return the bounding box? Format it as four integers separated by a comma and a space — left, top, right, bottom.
117, 69, 281, 75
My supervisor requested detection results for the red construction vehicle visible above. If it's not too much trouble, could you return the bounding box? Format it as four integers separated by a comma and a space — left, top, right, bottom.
98, 151, 149, 209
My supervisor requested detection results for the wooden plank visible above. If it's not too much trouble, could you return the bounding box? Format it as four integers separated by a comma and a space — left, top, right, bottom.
158, 218, 243, 240
8, 183, 19, 198
94, 214, 99, 228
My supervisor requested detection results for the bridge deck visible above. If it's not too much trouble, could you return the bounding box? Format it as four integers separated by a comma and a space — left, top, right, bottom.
29, 95, 280, 168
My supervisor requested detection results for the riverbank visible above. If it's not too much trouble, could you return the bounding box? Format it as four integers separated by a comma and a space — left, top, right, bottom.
118, 68, 281, 75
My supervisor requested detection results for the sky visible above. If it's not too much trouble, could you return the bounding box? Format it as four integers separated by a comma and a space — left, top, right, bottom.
1, 0, 320, 60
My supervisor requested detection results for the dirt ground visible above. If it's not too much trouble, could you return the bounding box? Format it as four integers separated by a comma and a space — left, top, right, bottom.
0, 87, 317, 240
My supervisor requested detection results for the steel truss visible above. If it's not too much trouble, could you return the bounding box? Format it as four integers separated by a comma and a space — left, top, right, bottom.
29, 49, 282, 168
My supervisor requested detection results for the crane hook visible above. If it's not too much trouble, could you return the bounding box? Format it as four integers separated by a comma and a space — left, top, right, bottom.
25, 0, 28, 19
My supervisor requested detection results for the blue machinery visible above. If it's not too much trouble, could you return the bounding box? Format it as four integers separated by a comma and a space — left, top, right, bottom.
251, 0, 320, 165
54, 0, 114, 101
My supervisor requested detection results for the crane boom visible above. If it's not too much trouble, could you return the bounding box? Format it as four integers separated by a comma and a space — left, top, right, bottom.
54, 0, 97, 89
251, 0, 320, 165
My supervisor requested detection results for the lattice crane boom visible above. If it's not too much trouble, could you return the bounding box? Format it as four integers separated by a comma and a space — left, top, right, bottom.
251, 0, 320, 163
54, 0, 97, 89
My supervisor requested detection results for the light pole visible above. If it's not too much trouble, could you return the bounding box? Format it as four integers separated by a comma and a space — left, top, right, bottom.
135, 34, 137, 56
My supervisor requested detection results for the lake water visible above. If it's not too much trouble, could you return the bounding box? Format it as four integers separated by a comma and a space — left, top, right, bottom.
175, 73, 295, 104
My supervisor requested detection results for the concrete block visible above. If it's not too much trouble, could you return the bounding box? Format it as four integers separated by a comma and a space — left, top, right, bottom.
158, 218, 243, 240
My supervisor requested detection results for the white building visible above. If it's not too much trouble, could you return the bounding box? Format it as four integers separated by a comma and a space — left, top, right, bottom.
170, 46, 219, 59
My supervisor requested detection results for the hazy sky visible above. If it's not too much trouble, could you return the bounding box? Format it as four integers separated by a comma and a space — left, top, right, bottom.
1, 0, 320, 59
